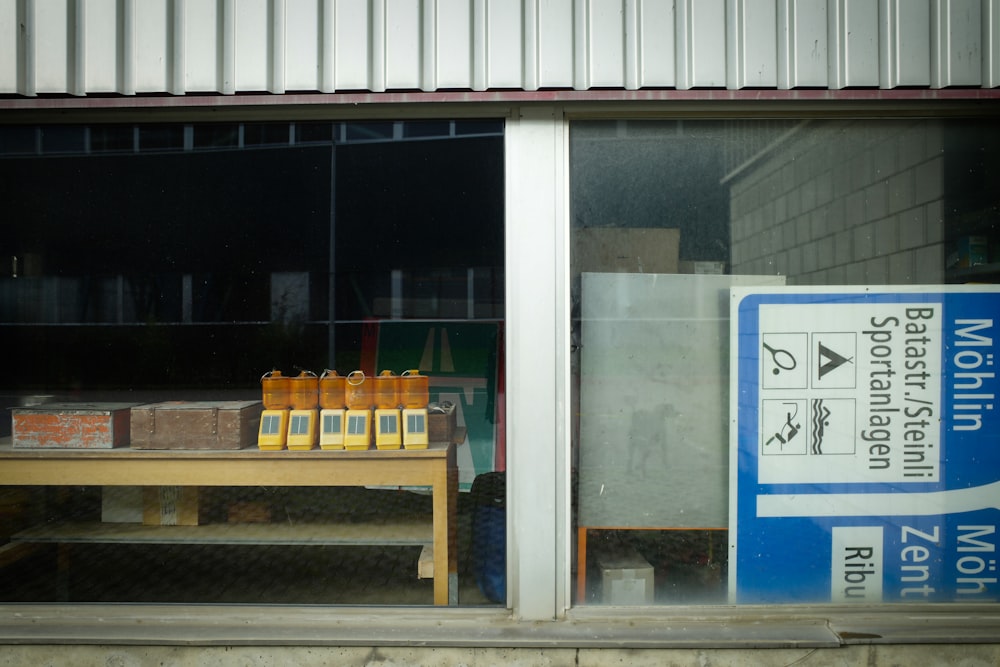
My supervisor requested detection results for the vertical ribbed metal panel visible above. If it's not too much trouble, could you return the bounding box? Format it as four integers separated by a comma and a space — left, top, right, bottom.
931, 0, 981, 87
582, 0, 625, 89
828, 0, 878, 89
728, 0, 777, 89
987, 0, 1000, 87
4, 0, 1000, 97
676, 0, 726, 90
135, 0, 170, 94
880, 0, 932, 88
636, 0, 674, 87
0, 0, 16, 94
384, 0, 421, 90
335, 0, 370, 90
34, 0, 69, 93
533, 0, 573, 89
778, 0, 829, 88
486, 0, 521, 89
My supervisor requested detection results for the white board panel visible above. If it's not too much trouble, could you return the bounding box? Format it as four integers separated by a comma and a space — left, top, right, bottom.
134, 0, 170, 93
577, 273, 786, 529
285, 0, 321, 92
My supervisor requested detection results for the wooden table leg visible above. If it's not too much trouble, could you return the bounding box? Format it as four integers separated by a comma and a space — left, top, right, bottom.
432, 455, 458, 605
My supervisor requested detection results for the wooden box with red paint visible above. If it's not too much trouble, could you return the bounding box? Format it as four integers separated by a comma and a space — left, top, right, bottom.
11, 403, 136, 449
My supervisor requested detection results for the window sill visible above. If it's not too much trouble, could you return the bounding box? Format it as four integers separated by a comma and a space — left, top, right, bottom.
2, 603, 999, 647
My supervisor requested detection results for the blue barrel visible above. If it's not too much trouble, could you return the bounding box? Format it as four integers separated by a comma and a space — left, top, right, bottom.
470, 471, 506, 604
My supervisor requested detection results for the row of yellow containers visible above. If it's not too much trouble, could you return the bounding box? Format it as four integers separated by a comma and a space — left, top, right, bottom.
260, 369, 429, 410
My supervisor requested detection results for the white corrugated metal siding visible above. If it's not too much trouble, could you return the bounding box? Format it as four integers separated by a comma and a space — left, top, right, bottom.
1, 0, 999, 97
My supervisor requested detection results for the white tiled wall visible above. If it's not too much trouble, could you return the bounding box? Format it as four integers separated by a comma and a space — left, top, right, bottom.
729, 121, 945, 285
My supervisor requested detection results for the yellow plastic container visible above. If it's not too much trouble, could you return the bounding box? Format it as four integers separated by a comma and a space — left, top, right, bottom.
373, 370, 399, 409
399, 369, 429, 408
261, 370, 291, 410
345, 370, 373, 409
319, 369, 346, 409
289, 370, 319, 410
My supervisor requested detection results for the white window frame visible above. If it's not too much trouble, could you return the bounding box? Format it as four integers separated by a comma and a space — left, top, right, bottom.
2, 101, 1000, 646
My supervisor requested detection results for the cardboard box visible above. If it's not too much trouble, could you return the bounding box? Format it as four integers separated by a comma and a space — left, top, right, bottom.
574, 227, 680, 274
131, 400, 263, 450
143, 486, 200, 526
598, 550, 655, 605
12, 403, 135, 449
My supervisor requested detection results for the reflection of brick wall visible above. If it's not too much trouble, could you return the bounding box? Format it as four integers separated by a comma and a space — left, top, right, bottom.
729, 121, 945, 285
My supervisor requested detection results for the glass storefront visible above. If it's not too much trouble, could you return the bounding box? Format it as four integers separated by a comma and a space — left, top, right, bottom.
570, 119, 1000, 605
0, 119, 505, 605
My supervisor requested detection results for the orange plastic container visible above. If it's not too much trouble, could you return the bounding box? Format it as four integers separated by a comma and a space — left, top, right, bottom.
319, 369, 346, 409
261, 370, 292, 410
399, 369, 429, 408
289, 370, 319, 409
344, 370, 373, 409
373, 370, 399, 409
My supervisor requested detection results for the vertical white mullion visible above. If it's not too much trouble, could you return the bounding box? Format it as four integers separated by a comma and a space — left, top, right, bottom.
321, 0, 335, 92
271, 0, 286, 93
120, 0, 136, 95
506, 105, 564, 620
171, 0, 186, 95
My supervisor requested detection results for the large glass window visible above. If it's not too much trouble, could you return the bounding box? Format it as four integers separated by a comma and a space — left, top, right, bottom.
0, 119, 505, 606
571, 119, 1000, 606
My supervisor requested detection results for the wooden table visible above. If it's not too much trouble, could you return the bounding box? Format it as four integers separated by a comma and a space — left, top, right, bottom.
0, 441, 458, 605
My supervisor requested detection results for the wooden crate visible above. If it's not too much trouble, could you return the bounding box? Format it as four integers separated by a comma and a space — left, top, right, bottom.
12, 403, 135, 449
130, 401, 263, 450
428, 403, 457, 443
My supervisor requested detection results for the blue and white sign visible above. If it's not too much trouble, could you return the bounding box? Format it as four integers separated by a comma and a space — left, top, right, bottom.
730, 286, 1000, 604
